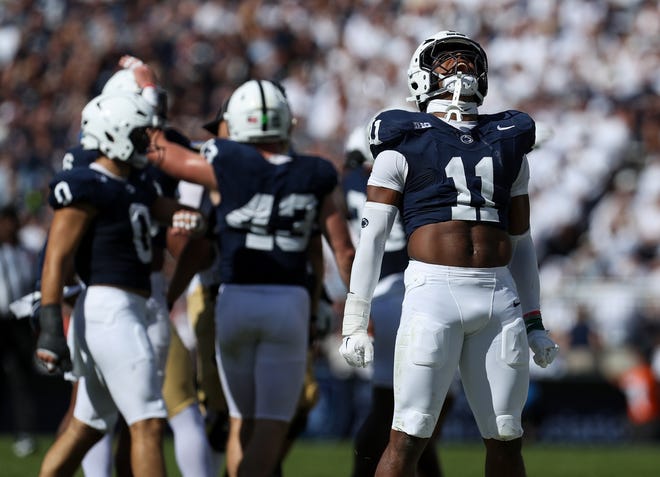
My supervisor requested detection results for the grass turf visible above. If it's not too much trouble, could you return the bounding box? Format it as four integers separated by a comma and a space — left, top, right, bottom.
1, 435, 658, 476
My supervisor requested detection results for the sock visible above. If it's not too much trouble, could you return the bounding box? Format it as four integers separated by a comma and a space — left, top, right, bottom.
82, 432, 113, 477
169, 404, 215, 477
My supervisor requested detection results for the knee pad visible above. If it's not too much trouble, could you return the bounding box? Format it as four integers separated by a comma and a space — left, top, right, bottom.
495, 414, 523, 441
393, 408, 436, 438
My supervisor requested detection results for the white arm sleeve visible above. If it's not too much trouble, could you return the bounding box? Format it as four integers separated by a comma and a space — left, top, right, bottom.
508, 230, 540, 316
349, 201, 399, 300
510, 155, 530, 197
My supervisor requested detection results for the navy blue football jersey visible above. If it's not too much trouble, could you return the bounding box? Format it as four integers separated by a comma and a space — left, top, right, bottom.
48, 165, 159, 292
200, 139, 338, 285
61, 127, 190, 249
368, 109, 535, 237
342, 166, 408, 279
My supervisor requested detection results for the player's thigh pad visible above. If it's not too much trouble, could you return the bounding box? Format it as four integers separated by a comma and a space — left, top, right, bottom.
215, 284, 309, 422
73, 375, 118, 432
78, 286, 167, 426
459, 268, 529, 441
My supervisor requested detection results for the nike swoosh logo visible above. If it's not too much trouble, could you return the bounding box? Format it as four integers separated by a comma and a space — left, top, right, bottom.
497, 124, 516, 131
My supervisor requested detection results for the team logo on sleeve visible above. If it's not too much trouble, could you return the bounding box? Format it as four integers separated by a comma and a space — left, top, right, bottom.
361, 218, 369, 228
460, 134, 474, 144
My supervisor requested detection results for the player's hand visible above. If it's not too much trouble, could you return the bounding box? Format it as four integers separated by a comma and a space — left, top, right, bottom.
118, 55, 145, 70
528, 329, 559, 368
36, 304, 72, 374
339, 332, 373, 368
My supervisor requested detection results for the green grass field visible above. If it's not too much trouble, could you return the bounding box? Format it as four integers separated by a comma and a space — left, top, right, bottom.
2, 435, 658, 477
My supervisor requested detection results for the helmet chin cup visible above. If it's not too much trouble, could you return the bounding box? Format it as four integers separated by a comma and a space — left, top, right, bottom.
441, 74, 480, 97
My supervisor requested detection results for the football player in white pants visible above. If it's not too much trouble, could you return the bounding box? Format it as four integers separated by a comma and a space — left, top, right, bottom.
61, 58, 215, 477
339, 31, 559, 477
343, 126, 451, 477
35, 91, 204, 477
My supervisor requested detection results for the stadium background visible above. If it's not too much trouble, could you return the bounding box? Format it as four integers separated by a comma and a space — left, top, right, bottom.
1, 0, 659, 447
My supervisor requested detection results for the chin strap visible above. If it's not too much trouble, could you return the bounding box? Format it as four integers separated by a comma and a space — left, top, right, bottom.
426, 98, 478, 121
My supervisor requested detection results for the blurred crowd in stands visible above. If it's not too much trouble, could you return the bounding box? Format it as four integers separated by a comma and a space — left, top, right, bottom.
1, 0, 659, 440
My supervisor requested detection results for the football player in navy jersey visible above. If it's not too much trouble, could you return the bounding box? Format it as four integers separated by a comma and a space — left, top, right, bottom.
338, 31, 559, 477
36, 91, 204, 477
148, 79, 355, 477
54, 58, 217, 477
343, 126, 451, 477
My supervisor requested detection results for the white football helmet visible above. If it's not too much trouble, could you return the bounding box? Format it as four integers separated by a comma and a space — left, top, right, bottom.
80, 92, 154, 168
102, 69, 167, 127
224, 80, 292, 143
344, 125, 372, 168
407, 30, 488, 110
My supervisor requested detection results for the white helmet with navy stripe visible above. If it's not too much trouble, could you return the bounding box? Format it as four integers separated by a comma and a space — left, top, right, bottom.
407, 30, 488, 111
80, 92, 154, 168
224, 79, 293, 143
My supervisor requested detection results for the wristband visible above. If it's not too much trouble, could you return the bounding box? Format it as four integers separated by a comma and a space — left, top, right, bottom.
523, 310, 545, 333
342, 293, 370, 336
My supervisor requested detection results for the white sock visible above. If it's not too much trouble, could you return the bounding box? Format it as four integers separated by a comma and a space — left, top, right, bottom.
82, 432, 113, 477
169, 404, 215, 477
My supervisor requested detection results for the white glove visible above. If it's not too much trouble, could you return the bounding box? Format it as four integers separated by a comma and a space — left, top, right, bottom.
528, 329, 559, 368
338, 293, 373, 368
339, 332, 373, 368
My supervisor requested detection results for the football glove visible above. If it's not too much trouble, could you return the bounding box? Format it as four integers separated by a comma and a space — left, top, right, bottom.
36, 304, 72, 374
339, 333, 373, 368
528, 329, 559, 368
172, 210, 205, 235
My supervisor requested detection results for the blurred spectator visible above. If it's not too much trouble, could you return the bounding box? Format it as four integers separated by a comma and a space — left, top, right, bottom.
0, 204, 38, 456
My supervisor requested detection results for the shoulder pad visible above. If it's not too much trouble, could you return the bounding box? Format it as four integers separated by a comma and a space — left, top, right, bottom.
62, 145, 98, 170
48, 168, 101, 209
368, 109, 433, 157
479, 110, 536, 153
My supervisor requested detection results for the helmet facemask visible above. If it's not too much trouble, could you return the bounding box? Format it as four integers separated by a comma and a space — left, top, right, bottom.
128, 126, 152, 168
407, 31, 488, 114
428, 48, 485, 99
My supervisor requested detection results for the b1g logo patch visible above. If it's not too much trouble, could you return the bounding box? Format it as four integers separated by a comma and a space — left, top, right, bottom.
361, 218, 369, 228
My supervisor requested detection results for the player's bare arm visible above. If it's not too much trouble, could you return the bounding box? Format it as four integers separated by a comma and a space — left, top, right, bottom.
41, 205, 95, 306
149, 130, 218, 190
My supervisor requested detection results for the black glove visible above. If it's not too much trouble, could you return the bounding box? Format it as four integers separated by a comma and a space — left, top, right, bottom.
36, 304, 72, 374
